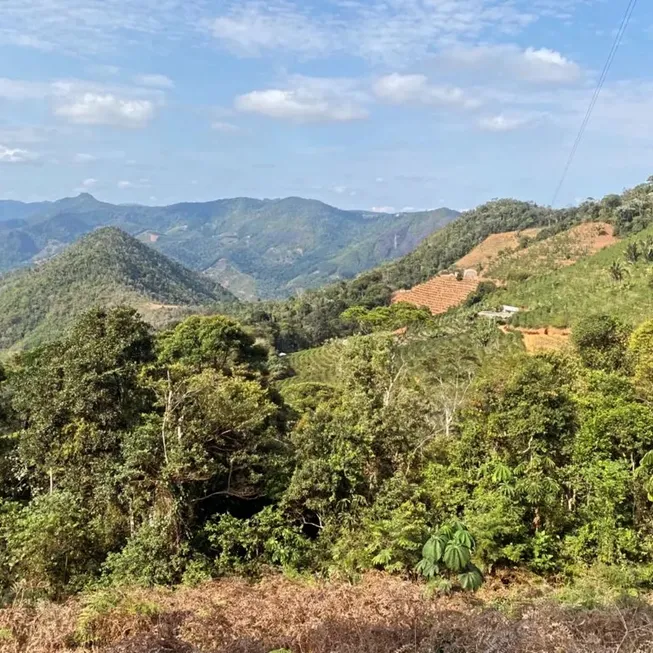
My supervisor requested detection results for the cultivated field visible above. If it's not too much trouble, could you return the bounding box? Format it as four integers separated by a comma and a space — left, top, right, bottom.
455, 228, 542, 271
391, 275, 479, 315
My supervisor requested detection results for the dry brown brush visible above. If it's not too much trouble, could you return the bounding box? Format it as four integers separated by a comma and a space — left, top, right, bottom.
1, 574, 653, 653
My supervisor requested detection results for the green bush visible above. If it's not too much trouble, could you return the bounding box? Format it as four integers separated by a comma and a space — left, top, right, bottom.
572, 314, 630, 372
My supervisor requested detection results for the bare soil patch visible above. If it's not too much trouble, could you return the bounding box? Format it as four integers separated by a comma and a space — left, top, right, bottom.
501, 325, 571, 353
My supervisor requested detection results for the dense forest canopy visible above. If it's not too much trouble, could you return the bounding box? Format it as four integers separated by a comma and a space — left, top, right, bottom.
3, 303, 653, 602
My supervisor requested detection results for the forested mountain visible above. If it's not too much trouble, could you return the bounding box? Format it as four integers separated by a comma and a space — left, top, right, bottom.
0, 194, 459, 299
0, 227, 234, 350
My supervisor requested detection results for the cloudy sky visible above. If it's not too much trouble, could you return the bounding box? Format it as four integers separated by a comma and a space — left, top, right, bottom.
0, 0, 651, 211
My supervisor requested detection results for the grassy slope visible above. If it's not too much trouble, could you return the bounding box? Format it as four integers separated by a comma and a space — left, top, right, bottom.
0, 227, 234, 350
281, 341, 346, 388
500, 225, 653, 328
280, 321, 523, 390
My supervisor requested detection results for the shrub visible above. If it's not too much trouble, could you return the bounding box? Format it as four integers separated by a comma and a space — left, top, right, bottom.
73, 589, 161, 646
102, 518, 190, 587
572, 314, 630, 372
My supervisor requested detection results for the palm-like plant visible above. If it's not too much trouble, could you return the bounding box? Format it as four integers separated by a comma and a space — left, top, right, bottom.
609, 261, 625, 282
626, 242, 640, 263
642, 237, 653, 263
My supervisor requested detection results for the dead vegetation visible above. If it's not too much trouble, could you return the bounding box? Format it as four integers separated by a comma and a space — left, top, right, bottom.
2, 574, 653, 653
486, 222, 618, 282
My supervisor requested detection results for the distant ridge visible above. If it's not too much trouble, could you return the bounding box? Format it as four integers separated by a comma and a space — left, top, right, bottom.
0, 227, 234, 350
0, 194, 459, 299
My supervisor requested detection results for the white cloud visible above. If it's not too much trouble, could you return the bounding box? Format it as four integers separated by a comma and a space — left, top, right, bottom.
206, 0, 548, 64
332, 185, 358, 196
81, 177, 98, 188
0, 144, 39, 163
442, 44, 582, 84
371, 206, 396, 213
73, 152, 97, 163
374, 74, 480, 109
4, 33, 54, 51
54, 93, 156, 127
0, 0, 592, 65
135, 74, 174, 89
117, 178, 150, 189
1, 77, 164, 128
477, 114, 533, 131
235, 76, 369, 123
211, 121, 240, 133
0, 0, 208, 54
0, 78, 48, 100
210, 2, 329, 56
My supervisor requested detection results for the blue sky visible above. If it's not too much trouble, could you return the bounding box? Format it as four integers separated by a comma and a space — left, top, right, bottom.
0, 0, 651, 211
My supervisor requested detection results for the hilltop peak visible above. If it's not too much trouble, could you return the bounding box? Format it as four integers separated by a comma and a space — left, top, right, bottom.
0, 226, 235, 350
56, 192, 99, 204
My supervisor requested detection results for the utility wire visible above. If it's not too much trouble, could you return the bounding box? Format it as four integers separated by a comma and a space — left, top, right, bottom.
551, 0, 638, 207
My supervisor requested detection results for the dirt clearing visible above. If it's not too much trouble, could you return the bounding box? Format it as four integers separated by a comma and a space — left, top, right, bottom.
501, 325, 571, 353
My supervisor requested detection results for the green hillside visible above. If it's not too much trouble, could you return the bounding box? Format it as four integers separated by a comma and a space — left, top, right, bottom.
281, 341, 346, 388
0, 227, 234, 350
243, 179, 653, 353
502, 226, 653, 329
0, 194, 459, 298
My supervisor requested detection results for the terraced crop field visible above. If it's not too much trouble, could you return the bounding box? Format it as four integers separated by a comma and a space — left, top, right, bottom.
455, 228, 541, 271
281, 341, 345, 387
391, 275, 479, 315
487, 222, 617, 282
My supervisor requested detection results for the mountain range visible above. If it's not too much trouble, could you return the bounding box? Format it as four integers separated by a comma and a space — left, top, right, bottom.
0, 194, 459, 299
0, 227, 234, 351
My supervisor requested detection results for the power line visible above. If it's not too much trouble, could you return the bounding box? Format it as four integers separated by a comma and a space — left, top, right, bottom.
551, 0, 638, 207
